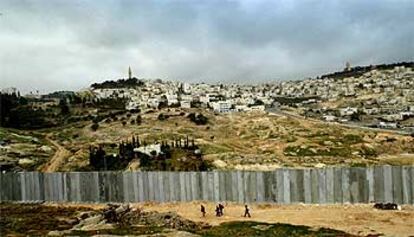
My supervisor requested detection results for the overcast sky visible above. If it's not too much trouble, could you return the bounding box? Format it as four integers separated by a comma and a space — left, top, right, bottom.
0, 0, 413, 93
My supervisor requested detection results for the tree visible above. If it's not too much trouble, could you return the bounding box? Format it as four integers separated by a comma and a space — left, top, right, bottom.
253, 99, 264, 106
136, 115, 142, 125
187, 113, 208, 125
59, 99, 70, 115
350, 111, 362, 121
158, 113, 167, 121
91, 122, 99, 131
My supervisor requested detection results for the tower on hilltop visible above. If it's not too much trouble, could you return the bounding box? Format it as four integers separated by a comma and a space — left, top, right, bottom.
345, 61, 351, 71
128, 66, 132, 79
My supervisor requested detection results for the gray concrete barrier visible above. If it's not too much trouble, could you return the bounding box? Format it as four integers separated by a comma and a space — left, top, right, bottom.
0, 166, 413, 204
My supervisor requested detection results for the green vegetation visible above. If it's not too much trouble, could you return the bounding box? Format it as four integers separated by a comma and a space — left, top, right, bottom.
69, 226, 165, 236
188, 112, 209, 125
284, 146, 351, 157
320, 61, 414, 80
0, 203, 91, 236
91, 77, 144, 89
90, 122, 99, 131
342, 134, 363, 144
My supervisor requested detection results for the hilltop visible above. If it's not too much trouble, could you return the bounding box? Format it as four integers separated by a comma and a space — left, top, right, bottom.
319, 61, 414, 80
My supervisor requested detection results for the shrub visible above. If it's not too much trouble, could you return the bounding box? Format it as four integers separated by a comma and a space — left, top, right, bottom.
91, 123, 99, 131
188, 113, 208, 125
136, 115, 142, 125
158, 113, 168, 121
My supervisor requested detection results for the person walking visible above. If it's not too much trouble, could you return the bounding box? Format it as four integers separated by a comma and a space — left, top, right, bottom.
244, 204, 251, 218
215, 205, 221, 217
218, 203, 224, 216
200, 204, 206, 217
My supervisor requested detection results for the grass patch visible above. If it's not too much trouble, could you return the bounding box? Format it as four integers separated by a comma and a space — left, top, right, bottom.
341, 134, 363, 145
284, 146, 351, 157
0, 203, 91, 236
70, 226, 165, 236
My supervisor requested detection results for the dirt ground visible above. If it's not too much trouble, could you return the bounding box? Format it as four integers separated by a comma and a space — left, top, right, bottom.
137, 202, 414, 237
2, 202, 413, 236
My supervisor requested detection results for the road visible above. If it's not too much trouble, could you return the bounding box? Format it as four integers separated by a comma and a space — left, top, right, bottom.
266, 108, 412, 135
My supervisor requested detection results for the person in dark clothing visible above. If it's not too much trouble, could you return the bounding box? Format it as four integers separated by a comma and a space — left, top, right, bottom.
244, 204, 251, 217
215, 205, 221, 217
200, 204, 206, 217
218, 203, 224, 216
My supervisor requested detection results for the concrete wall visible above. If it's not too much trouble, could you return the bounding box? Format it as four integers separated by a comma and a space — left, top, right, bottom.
0, 166, 413, 204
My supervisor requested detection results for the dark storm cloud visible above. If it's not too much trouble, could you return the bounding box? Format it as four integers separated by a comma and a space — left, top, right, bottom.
0, 0, 413, 93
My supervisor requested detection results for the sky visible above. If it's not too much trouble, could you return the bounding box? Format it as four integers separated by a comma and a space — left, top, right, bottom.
0, 0, 413, 94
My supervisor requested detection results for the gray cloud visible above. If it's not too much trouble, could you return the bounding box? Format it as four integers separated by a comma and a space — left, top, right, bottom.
0, 0, 413, 93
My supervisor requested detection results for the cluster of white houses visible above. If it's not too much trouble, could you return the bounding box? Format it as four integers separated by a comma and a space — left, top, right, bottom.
93, 80, 269, 113
91, 66, 414, 126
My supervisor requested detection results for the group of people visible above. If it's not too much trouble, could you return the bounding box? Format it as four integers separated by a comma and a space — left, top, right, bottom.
200, 203, 251, 218
215, 203, 225, 216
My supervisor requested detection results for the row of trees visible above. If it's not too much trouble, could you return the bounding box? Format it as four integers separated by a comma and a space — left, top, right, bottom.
0, 92, 60, 128
89, 136, 208, 171
91, 78, 144, 89
320, 61, 414, 80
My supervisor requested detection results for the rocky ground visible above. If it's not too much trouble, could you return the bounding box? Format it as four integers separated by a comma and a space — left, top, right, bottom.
1, 202, 413, 236
0, 127, 55, 171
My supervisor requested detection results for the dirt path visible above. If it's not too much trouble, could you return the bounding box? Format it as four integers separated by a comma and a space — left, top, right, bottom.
41, 134, 71, 172
138, 202, 414, 237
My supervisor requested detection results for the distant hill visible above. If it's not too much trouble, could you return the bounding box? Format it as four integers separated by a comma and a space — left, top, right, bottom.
91, 77, 144, 89
320, 61, 414, 80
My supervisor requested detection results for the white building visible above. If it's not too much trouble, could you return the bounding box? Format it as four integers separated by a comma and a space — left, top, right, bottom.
166, 94, 179, 106
339, 107, 358, 116
147, 98, 160, 108
200, 95, 211, 104
126, 101, 140, 110
212, 101, 232, 113
235, 105, 249, 112
182, 83, 192, 93
133, 144, 162, 156
250, 105, 265, 111
323, 115, 337, 122
180, 101, 191, 109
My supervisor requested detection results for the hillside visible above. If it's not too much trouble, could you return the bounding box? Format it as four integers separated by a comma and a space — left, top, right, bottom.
319, 61, 414, 80
1, 61, 413, 172
2, 107, 412, 172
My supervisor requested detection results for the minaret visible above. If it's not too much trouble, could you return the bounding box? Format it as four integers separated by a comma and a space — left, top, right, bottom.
345, 61, 351, 71
128, 66, 132, 79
